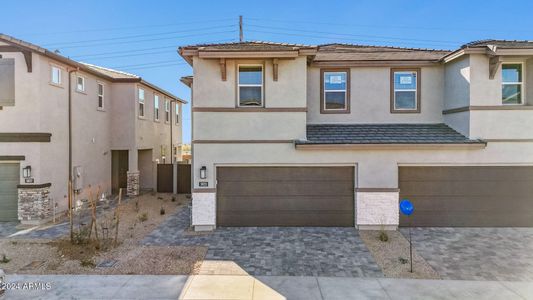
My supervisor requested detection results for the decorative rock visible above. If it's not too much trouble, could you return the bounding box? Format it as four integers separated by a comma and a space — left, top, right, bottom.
126, 171, 140, 196
17, 186, 52, 224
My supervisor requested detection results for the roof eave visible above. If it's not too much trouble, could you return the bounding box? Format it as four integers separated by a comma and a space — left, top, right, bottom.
294, 142, 486, 150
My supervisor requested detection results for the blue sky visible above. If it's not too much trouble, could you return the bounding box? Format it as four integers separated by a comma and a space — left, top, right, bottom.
2, 0, 533, 143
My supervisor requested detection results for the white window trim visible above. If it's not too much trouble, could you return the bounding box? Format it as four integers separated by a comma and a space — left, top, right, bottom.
154, 94, 160, 121
164, 99, 170, 123
50, 65, 62, 86
237, 64, 264, 107
97, 82, 105, 110
138, 88, 145, 118
501, 62, 526, 105
76, 75, 86, 93
323, 71, 348, 111
393, 71, 418, 111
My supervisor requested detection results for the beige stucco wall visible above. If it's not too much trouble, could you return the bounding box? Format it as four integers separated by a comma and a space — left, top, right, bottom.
306, 66, 444, 124
444, 55, 470, 110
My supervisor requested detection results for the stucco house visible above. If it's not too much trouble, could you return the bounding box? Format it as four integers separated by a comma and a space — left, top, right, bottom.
0, 34, 186, 224
180, 40, 533, 231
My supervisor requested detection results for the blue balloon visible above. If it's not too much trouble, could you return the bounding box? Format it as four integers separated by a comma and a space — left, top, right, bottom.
400, 199, 414, 216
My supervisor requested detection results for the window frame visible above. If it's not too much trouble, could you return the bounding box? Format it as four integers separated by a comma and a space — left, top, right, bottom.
320, 68, 350, 114
97, 82, 105, 110
76, 75, 85, 92
164, 99, 170, 123
390, 68, 421, 113
501, 62, 526, 105
50, 65, 62, 85
237, 63, 264, 108
175, 103, 179, 124
138, 88, 145, 118
154, 94, 160, 121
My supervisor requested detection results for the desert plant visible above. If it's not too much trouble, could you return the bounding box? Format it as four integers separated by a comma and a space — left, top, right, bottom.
138, 212, 148, 222
160, 206, 166, 215
157, 196, 163, 200
399, 257, 409, 264
171, 196, 176, 202
0, 254, 10, 264
80, 259, 95, 268
379, 231, 389, 242
134, 200, 140, 212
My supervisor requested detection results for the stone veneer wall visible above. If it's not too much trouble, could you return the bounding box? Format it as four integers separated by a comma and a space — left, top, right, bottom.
356, 190, 399, 230
126, 171, 140, 196
192, 191, 216, 231
18, 185, 52, 225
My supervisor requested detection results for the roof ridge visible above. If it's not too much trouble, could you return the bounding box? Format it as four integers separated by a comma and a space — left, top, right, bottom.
79, 62, 140, 78
318, 43, 451, 52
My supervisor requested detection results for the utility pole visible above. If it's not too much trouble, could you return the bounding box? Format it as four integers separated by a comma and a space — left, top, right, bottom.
239, 15, 243, 42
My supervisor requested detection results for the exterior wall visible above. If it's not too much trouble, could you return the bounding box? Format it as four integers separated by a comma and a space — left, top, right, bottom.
306, 66, 444, 124
443, 56, 470, 110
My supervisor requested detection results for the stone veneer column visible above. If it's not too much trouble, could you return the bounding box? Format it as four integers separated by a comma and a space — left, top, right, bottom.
192, 190, 216, 231
18, 184, 52, 225
126, 171, 140, 196
356, 189, 400, 230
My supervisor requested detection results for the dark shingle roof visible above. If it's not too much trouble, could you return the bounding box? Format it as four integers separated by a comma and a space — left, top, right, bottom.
297, 123, 484, 145
315, 44, 450, 61
462, 39, 533, 49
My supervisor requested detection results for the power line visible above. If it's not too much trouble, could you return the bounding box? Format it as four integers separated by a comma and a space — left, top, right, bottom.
55, 30, 238, 49
121, 63, 186, 71
43, 25, 235, 47
246, 24, 461, 45
110, 60, 187, 69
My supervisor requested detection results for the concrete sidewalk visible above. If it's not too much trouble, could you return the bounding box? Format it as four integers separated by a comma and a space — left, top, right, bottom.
2, 274, 533, 299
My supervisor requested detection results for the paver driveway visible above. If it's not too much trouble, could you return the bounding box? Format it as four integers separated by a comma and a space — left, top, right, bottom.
143, 206, 383, 277
401, 227, 533, 281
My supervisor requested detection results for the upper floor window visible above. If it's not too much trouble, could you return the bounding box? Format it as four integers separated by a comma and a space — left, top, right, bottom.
76, 76, 85, 92
175, 103, 179, 124
138, 88, 145, 117
502, 63, 524, 105
321, 69, 350, 113
391, 69, 420, 113
238, 65, 263, 107
165, 99, 170, 122
51, 66, 61, 85
97, 83, 104, 109
154, 95, 160, 121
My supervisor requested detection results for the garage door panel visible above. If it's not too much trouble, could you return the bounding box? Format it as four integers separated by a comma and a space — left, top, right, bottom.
217, 166, 353, 182
218, 212, 354, 227
217, 196, 354, 212
399, 166, 533, 227
217, 166, 354, 227
217, 181, 354, 196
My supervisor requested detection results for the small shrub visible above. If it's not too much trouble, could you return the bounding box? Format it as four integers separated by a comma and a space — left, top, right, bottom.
160, 206, 166, 215
0, 254, 11, 263
80, 259, 95, 268
379, 231, 389, 242
399, 257, 408, 264
134, 200, 139, 212
171, 196, 176, 202
157, 196, 163, 200
138, 212, 148, 223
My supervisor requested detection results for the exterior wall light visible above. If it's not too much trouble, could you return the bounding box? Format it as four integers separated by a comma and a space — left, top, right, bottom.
22, 165, 32, 178
200, 166, 207, 179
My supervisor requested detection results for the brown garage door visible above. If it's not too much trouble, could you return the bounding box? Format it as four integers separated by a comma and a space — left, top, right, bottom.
399, 166, 533, 227
217, 166, 354, 227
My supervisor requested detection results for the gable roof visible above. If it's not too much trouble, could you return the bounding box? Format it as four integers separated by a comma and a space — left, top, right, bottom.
0, 33, 186, 103
180, 40, 316, 52
462, 39, 533, 49
314, 44, 450, 62
297, 123, 484, 145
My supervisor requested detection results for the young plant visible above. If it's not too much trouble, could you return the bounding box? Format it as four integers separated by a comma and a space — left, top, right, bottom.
160, 206, 166, 215
0, 254, 10, 264
138, 212, 148, 223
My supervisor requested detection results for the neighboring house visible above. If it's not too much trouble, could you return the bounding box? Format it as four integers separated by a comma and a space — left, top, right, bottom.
180, 40, 533, 231
0, 34, 186, 224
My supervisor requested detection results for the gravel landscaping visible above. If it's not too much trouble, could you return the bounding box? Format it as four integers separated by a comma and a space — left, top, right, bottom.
359, 230, 440, 279
0, 193, 206, 275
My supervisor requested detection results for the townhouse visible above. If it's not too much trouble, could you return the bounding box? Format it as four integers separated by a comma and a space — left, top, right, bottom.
180, 40, 533, 231
0, 34, 186, 224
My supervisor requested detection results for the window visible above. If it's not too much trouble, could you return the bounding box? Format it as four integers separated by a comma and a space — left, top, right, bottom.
321, 69, 350, 113
154, 95, 160, 121
502, 63, 524, 105
76, 76, 85, 92
138, 88, 145, 117
391, 69, 420, 113
238, 65, 263, 107
51, 66, 61, 85
175, 103, 179, 124
97, 83, 104, 109
165, 99, 170, 122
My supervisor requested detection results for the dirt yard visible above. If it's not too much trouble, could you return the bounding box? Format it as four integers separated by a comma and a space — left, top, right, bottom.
360, 230, 440, 279
0, 193, 206, 275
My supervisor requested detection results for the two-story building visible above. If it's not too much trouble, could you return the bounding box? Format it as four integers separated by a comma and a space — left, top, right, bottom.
180, 40, 533, 231
0, 34, 186, 224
